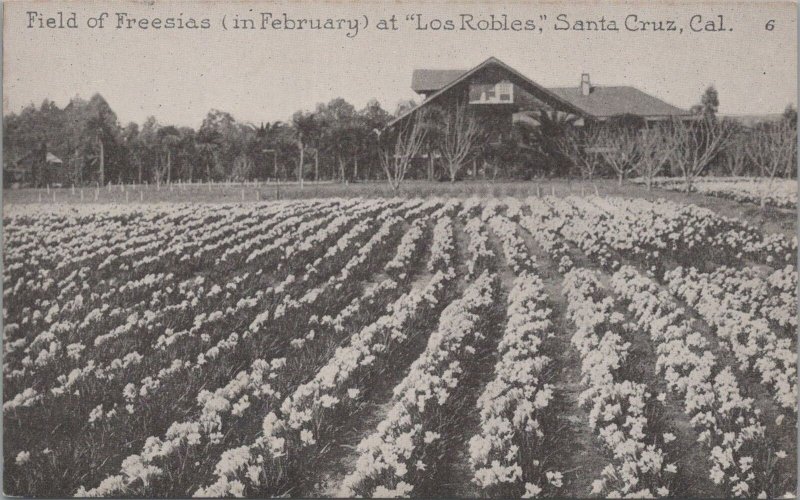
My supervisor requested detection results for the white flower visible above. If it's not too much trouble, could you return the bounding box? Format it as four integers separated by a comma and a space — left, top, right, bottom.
246, 465, 261, 486
89, 404, 104, 424
228, 479, 245, 497
522, 482, 542, 497
300, 429, 316, 446
15, 451, 30, 465
546, 471, 563, 488
423, 431, 440, 444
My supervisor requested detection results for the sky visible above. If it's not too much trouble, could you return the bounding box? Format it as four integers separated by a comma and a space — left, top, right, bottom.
3, 0, 797, 128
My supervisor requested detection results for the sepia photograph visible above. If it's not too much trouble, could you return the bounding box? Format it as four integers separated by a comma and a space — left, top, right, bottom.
2, 0, 798, 497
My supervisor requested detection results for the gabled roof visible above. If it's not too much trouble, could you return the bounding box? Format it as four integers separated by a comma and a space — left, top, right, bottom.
548, 86, 690, 119
405, 62, 689, 121
412, 69, 467, 93
389, 57, 586, 128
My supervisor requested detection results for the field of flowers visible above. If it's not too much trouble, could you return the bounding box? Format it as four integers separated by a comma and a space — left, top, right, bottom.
637, 177, 798, 209
3, 195, 797, 498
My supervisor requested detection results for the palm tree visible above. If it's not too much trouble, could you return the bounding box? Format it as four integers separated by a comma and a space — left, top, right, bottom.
196, 128, 222, 182
157, 126, 181, 184
516, 109, 581, 176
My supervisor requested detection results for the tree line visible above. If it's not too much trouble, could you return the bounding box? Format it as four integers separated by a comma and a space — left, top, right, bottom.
3, 93, 409, 187
4, 87, 797, 190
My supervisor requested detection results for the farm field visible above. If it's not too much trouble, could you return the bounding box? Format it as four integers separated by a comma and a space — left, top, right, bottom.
635, 177, 798, 209
3, 194, 798, 498
3, 178, 796, 240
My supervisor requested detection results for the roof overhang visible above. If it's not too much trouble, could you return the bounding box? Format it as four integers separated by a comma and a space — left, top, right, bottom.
593, 113, 697, 122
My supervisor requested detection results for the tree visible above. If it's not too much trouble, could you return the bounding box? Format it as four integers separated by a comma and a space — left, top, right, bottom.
782, 104, 797, 128
669, 116, 734, 192
316, 98, 358, 182
359, 100, 392, 180
139, 116, 162, 183
634, 124, 677, 190
122, 122, 144, 183
80, 94, 120, 185
378, 110, 428, 191
198, 110, 241, 180
196, 126, 222, 182
157, 126, 181, 184
502, 109, 581, 178
436, 101, 482, 182
596, 126, 639, 185
176, 127, 198, 182
691, 86, 719, 120
292, 110, 317, 187
553, 125, 605, 180
721, 131, 750, 177
745, 120, 797, 205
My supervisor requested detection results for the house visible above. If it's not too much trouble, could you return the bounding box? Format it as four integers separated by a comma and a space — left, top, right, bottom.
3, 150, 65, 187
387, 56, 693, 180
390, 56, 691, 134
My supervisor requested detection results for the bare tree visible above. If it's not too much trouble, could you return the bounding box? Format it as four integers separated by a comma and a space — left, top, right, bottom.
745, 120, 797, 206
634, 124, 678, 190
596, 126, 639, 186
722, 132, 750, 177
378, 111, 428, 191
554, 126, 605, 180
152, 156, 168, 187
437, 101, 482, 182
669, 116, 734, 193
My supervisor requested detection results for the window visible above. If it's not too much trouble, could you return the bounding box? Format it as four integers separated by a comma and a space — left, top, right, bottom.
469, 81, 514, 104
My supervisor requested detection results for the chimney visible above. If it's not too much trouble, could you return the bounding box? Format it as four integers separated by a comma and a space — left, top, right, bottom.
581, 73, 591, 96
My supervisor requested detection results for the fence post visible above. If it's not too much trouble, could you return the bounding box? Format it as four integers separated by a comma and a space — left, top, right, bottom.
594, 184, 600, 196
140, 191, 143, 202
80, 189, 84, 202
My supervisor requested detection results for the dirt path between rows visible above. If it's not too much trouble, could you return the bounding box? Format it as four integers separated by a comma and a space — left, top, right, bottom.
305, 218, 470, 497
514, 219, 611, 497
416, 221, 516, 498
518, 204, 724, 497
